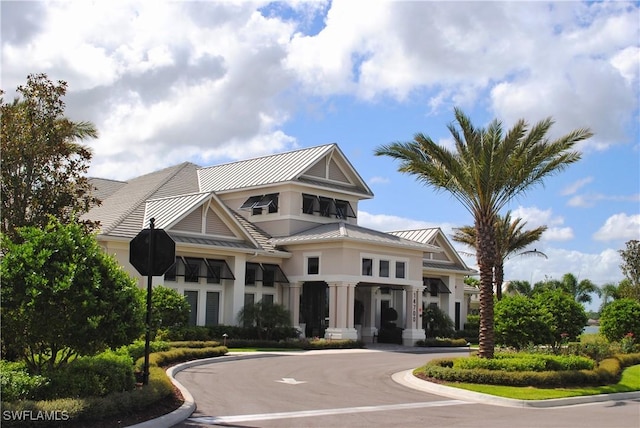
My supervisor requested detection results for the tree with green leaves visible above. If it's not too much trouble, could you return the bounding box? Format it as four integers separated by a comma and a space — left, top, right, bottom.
452, 212, 547, 300
237, 302, 292, 340
375, 108, 590, 358
533, 290, 588, 348
0, 217, 145, 373
494, 295, 553, 349
533, 273, 601, 305
150, 286, 191, 338
1, 73, 99, 240
618, 240, 640, 301
599, 298, 640, 342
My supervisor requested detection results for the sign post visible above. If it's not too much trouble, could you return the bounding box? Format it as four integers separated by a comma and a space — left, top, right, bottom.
130, 218, 176, 385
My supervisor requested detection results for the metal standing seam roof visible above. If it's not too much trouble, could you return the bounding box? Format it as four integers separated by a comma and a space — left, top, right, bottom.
196, 144, 373, 197
390, 228, 476, 274
269, 222, 438, 251
84, 162, 200, 237
388, 228, 440, 244
144, 192, 213, 229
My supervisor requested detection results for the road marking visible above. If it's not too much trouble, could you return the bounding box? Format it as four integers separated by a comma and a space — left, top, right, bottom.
189, 400, 470, 424
276, 377, 307, 384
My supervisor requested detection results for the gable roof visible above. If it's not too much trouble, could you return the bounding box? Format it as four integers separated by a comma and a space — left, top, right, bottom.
84, 162, 200, 237
142, 192, 283, 254
197, 143, 373, 197
388, 228, 476, 274
270, 222, 438, 251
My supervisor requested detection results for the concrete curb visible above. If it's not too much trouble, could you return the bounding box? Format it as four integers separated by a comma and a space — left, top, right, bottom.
393, 369, 640, 408
125, 352, 292, 428
129, 350, 640, 427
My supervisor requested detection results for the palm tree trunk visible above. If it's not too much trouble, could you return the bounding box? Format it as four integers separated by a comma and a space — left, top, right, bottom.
495, 263, 504, 300
476, 216, 496, 358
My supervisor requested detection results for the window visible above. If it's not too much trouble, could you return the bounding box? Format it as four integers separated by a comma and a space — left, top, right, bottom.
430, 282, 438, 296
164, 259, 177, 281
262, 264, 289, 286
206, 263, 221, 284
205, 292, 219, 326
240, 193, 279, 214
262, 294, 274, 305
307, 257, 319, 275
185, 258, 201, 282
244, 293, 255, 306
184, 290, 198, 326
318, 197, 332, 217
362, 258, 373, 276
245, 262, 261, 285
379, 260, 389, 277
395, 261, 405, 279
302, 194, 317, 214
335, 200, 356, 219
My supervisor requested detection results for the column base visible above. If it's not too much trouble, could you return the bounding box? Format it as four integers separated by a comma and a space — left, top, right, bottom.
324, 327, 358, 341
402, 328, 426, 346
360, 326, 378, 343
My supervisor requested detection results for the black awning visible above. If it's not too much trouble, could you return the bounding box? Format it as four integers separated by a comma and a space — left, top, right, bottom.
423, 278, 451, 294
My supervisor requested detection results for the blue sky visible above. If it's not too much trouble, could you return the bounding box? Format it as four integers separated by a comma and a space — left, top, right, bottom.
2, 1, 638, 311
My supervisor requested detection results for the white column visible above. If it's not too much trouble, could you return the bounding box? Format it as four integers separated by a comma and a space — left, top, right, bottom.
230, 254, 247, 326
361, 287, 378, 343
325, 281, 358, 340
289, 282, 302, 336
402, 286, 426, 346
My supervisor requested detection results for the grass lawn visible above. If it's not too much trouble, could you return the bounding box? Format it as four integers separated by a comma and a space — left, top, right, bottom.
444, 364, 640, 400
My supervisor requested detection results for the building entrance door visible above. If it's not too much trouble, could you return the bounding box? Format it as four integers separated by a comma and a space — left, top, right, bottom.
301, 281, 328, 338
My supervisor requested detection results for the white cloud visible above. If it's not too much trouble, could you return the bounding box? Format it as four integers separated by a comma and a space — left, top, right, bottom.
369, 176, 390, 185
567, 193, 640, 208
562, 177, 594, 196
593, 213, 640, 241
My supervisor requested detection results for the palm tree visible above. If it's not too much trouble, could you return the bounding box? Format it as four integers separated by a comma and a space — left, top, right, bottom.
375, 108, 591, 358
599, 282, 620, 312
505, 280, 533, 297
452, 212, 547, 300
535, 273, 602, 305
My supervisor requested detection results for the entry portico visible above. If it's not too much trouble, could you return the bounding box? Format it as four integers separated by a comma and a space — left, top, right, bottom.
271, 221, 439, 345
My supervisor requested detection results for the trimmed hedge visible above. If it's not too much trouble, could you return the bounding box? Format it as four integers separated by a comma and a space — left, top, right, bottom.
134, 346, 228, 371
416, 338, 469, 347
2, 344, 229, 427
453, 354, 594, 372
413, 353, 640, 387
1, 366, 173, 428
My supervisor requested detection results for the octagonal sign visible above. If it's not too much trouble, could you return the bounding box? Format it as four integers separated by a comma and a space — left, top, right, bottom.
130, 228, 176, 276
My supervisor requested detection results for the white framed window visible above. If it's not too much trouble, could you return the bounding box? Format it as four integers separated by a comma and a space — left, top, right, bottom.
304, 253, 321, 275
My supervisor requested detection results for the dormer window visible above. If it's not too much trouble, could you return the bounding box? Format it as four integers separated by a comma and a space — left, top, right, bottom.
301, 194, 356, 219
240, 193, 279, 215
335, 199, 356, 219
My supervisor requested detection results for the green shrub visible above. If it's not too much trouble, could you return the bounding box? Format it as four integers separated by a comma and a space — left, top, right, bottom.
299, 339, 364, 350
566, 340, 614, 362
117, 340, 171, 361
0, 366, 173, 427
494, 295, 553, 349
453, 354, 594, 372
0, 361, 49, 402
600, 299, 640, 342
41, 350, 135, 399
416, 338, 468, 347
414, 355, 626, 387
135, 346, 228, 371
168, 340, 221, 349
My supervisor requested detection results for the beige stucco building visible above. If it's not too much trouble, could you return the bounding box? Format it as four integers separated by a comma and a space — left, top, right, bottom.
85, 144, 476, 346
